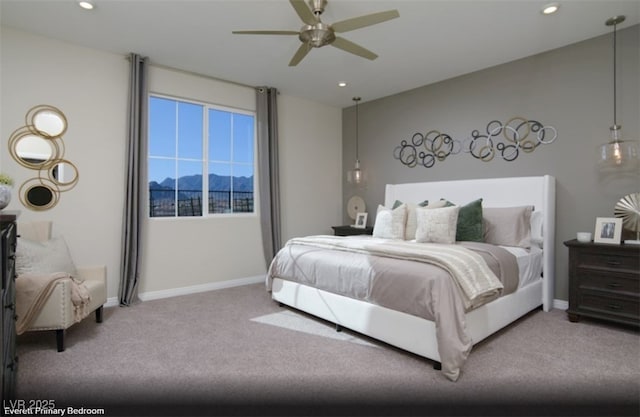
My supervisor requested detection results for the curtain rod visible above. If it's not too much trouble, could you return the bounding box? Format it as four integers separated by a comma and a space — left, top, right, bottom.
125, 54, 256, 90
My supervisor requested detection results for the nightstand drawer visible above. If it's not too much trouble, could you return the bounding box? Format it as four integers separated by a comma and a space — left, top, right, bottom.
577, 269, 640, 295
578, 291, 639, 322
575, 251, 639, 273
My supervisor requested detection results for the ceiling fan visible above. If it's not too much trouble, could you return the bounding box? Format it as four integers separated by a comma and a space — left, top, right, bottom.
232, 0, 399, 66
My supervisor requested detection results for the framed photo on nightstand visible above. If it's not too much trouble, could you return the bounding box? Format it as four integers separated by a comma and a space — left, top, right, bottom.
354, 212, 368, 229
594, 217, 622, 244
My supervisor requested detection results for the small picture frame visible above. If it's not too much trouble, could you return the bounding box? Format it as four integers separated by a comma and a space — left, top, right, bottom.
354, 212, 368, 229
593, 217, 623, 244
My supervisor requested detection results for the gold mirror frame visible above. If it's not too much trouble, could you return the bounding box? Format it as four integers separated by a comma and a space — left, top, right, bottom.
8, 105, 78, 210
26, 105, 68, 138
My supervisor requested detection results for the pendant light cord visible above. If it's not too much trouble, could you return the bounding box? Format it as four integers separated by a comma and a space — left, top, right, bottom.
355, 100, 359, 160
353, 97, 361, 160
613, 21, 617, 126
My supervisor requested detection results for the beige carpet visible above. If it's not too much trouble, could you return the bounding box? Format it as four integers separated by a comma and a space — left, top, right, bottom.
15, 283, 640, 416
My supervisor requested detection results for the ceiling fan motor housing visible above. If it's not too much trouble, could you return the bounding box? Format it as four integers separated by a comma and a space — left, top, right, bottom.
299, 22, 335, 47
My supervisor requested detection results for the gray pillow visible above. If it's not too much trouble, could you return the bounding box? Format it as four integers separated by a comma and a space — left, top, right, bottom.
483, 206, 533, 248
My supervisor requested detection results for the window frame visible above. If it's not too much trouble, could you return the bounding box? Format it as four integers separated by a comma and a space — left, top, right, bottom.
147, 93, 258, 219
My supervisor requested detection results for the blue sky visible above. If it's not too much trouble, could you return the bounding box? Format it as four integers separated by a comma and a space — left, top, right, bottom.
148, 96, 254, 185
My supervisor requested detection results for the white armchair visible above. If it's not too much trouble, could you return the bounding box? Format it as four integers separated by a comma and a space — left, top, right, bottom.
17, 221, 107, 351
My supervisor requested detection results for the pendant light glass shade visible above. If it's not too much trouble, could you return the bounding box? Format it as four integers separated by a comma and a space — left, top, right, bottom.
597, 16, 639, 172
347, 97, 365, 185
597, 125, 639, 171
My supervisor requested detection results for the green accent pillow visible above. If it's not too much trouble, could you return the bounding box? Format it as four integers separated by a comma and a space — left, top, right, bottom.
443, 198, 483, 242
393, 199, 428, 209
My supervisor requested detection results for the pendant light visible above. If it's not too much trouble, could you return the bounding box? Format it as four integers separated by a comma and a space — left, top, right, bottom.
347, 97, 365, 185
597, 15, 639, 172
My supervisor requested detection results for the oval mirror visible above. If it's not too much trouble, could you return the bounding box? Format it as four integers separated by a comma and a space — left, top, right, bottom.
14, 134, 57, 169
27, 105, 67, 138
49, 160, 79, 189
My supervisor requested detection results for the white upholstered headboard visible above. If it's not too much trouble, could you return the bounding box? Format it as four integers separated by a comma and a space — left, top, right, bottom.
384, 175, 556, 311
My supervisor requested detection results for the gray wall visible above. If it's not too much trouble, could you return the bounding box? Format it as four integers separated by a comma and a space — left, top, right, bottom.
342, 25, 639, 302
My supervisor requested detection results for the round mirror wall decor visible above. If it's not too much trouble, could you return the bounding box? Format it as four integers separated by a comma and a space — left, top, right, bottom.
19, 179, 59, 211
48, 159, 79, 190
8, 126, 62, 170
7, 104, 78, 210
26, 105, 68, 138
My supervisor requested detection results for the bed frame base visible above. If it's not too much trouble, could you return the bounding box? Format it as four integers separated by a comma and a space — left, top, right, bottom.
271, 277, 544, 364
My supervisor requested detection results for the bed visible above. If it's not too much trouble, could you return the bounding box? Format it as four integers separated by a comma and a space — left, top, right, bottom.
267, 175, 555, 381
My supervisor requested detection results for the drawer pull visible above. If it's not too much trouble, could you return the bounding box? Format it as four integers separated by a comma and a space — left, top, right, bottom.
606, 304, 622, 310
606, 283, 623, 289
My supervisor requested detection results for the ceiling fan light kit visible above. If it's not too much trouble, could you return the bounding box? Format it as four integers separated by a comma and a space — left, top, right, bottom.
232, 0, 399, 66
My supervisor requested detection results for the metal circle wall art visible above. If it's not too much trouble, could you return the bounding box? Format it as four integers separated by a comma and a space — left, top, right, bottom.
7, 105, 78, 210
394, 117, 557, 168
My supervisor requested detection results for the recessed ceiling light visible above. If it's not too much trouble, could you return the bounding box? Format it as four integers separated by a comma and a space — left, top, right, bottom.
541, 3, 559, 15
78, 1, 94, 10
338, 82, 347, 87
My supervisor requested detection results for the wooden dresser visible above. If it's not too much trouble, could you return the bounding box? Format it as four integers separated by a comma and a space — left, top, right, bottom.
1, 213, 18, 400
564, 239, 640, 327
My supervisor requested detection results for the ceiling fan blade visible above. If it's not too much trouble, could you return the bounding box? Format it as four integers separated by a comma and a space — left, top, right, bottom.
331, 10, 400, 33
289, 43, 312, 66
232, 30, 299, 35
331, 37, 378, 60
289, 0, 317, 25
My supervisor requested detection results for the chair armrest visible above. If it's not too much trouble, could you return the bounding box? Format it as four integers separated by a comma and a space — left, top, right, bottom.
77, 265, 107, 308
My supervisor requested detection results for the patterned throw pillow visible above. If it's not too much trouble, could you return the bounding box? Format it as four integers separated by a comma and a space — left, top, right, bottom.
415, 205, 460, 244
372, 203, 407, 239
392, 199, 429, 240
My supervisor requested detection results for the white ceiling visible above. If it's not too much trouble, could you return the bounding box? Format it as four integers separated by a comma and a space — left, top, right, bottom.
1, 0, 639, 108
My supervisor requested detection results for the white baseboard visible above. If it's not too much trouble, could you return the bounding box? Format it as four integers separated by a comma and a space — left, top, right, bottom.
138, 275, 265, 302
553, 299, 568, 310
106, 280, 569, 312
105, 297, 119, 308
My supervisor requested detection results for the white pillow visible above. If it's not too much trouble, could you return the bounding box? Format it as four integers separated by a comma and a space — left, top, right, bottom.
16, 236, 79, 280
530, 211, 544, 247
415, 205, 460, 244
373, 203, 407, 239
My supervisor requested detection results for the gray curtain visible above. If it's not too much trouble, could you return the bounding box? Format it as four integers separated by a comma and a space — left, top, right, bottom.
256, 87, 282, 266
119, 53, 148, 306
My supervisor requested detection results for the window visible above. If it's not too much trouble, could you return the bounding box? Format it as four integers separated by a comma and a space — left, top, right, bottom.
148, 95, 255, 218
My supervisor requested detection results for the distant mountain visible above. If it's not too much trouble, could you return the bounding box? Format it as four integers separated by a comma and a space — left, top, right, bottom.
149, 173, 253, 193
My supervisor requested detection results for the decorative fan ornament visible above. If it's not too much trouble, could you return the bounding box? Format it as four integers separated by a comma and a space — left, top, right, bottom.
347, 195, 365, 220
232, 0, 399, 66
614, 192, 640, 244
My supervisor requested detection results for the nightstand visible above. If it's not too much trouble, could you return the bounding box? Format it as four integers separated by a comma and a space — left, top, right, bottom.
564, 239, 639, 327
332, 225, 373, 236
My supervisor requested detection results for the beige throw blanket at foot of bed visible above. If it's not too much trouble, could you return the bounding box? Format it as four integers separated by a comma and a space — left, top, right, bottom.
15, 272, 91, 335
